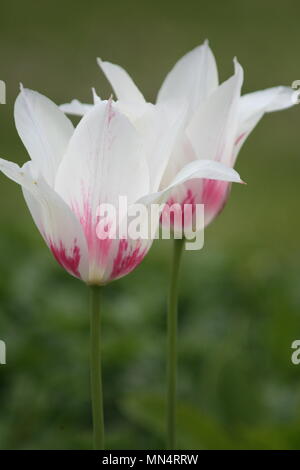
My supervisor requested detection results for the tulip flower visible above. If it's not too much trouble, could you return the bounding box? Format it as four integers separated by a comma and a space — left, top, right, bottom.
61, 42, 295, 232
1, 86, 243, 284
0, 85, 243, 449
60, 41, 296, 449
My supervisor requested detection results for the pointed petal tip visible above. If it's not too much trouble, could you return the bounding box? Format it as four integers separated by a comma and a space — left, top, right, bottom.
195, 39, 211, 53
232, 57, 244, 83
233, 56, 241, 69
103, 95, 116, 123
231, 167, 246, 185
91, 87, 100, 103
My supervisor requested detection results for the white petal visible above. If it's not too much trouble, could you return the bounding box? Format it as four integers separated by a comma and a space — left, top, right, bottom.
169, 159, 243, 188
134, 100, 188, 192
157, 41, 219, 113
115, 100, 152, 121
56, 99, 149, 210
138, 159, 243, 238
55, 100, 150, 283
234, 86, 297, 160
139, 158, 243, 206
0, 158, 89, 280
60, 99, 94, 116
159, 132, 196, 189
60, 89, 101, 117
97, 58, 145, 105
92, 87, 101, 104
187, 60, 244, 166
239, 86, 295, 121
15, 87, 74, 186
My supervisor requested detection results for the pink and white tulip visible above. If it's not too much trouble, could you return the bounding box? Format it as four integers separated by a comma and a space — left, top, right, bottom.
61, 41, 296, 234
0, 86, 243, 284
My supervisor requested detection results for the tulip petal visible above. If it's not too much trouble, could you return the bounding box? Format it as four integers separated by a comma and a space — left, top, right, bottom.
55, 100, 149, 283
165, 159, 243, 231
0, 158, 89, 280
134, 100, 188, 192
60, 99, 94, 116
92, 87, 101, 104
60, 88, 101, 117
138, 159, 243, 237
239, 86, 295, 119
139, 158, 243, 207
169, 159, 243, 188
97, 58, 145, 105
160, 133, 197, 189
14, 87, 74, 187
157, 41, 218, 113
97, 237, 152, 285
56, 99, 149, 212
187, 60, 244, 167
234, 86, 296, 160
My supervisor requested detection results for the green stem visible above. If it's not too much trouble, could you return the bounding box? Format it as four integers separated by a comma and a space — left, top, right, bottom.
167, 237, 184, 449
89, 285, 105, 450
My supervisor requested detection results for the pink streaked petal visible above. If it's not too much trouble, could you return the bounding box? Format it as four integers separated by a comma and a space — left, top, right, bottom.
110, 239, 148, 281
161, 188, 198, 232
0, 158, 89, 281
49, 239, 81, 279
234, 132, 247, 147
202, 179, 231, 225
160, 178, 204, 233
14, 87, 74, 187
55, 99, 150, 279
160, 177, 231, 232
71, 197, 114, 270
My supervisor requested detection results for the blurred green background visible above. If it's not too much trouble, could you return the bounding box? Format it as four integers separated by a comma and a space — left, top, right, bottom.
0, 0, 299, 450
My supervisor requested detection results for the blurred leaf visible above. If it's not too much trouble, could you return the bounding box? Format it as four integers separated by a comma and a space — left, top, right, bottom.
122, 392, 240, 449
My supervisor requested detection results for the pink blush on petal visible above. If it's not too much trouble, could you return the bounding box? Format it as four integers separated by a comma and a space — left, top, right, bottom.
111, 239, 146, 280
202, 179, 230, 219
235, 132, 246, 147
161, 188, 197, 231
49, 240, 81, 278
72, 198, 113, 268
180, 189, 197, 227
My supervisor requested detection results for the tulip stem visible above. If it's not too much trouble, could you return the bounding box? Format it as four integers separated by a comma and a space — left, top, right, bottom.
89, 285, 105, 450
167, 237, 184, 449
